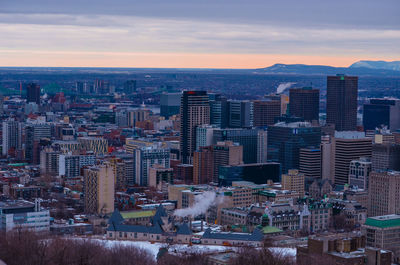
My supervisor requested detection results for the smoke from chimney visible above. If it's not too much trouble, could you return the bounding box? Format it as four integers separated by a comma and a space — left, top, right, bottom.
173, 191, 224, 218
276, 82, 296, 94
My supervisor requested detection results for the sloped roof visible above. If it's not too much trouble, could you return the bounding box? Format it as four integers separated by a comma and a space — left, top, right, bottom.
108, 210, 124, 226
202, 228, 263, 242
151, 204, 167, 226
107, 221, 164, 234
176, 223, 192, 235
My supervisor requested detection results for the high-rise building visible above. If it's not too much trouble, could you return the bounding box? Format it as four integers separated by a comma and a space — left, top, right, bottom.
196, 124, 217, 151
363, 98, 400, 131
368, 171, 400, 217
252, 99, 281, 127
281, 169, 305, 196
299, 147, 321, 179
331, 131, 372, 185
160, 92, 181, 118
2, 120, 22, 156
193, 146, 214, 184
108, 157, 128, 190
209, 93, 228, 128
213, 128, 260, 164
348, 157, 371, 190
193, 141, 243, 184
180, 91, 210, 164
371, 143, 400, 172
123, 80, 137, 94
257, 129, 268, 163
40, 147, 60, 176
133, 145, 170, 186
84, 163, 115, 215
218, 162, 280, 186
58, 155, 80, 178
59, 154, 96, 178
227, 100, 253, 128
212, 141, 243, 182
289, 87, 319, 122
26, 83, 40, 105
321, 135, 333, 180
127, 109, 150, 127
149, 165, 174, 192
267, 121, 321, 173
326, 75, 358, 131
25, 123, 51, 164
0, 94, 4, 115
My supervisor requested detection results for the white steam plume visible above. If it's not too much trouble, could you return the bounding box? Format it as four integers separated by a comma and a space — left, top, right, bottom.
276, 82, 296, 94
174, 191, 224, 218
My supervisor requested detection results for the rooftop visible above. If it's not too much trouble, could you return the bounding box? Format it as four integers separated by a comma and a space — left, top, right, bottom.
334, 131, 366, 139
0, 200, 35, 210
274, 121, 313, 128
365, 214, 400, 228
121, 210, 156, 219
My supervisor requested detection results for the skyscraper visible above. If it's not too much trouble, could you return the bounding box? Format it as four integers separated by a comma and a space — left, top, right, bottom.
228, 100, 253, 128
2, 120, 22, 156
160, 92, 181, 118
326, 75, 358, 131
289, 87, 320, 122
267, 121, 321, 173
213, 128, 260, 164
26, 83, 41, 105
299, 147, 322, 179
363, 98, 400, 131
331, 131, 372, 185
180, 91, 210, 164
253, 99, 281, 127
209, 93, 228, 128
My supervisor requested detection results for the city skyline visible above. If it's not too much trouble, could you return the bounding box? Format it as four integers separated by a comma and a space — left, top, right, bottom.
0, 0, 399, 68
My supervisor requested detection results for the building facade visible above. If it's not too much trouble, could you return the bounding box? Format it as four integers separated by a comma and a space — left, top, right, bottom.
326, 75, 358, 131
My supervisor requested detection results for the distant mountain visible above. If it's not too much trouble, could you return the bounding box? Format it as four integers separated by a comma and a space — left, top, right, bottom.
255, 63, 400, 76
350, 60, 400, 71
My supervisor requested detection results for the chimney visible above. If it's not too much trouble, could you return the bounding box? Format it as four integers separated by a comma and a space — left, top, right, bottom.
201, 220, 204, 231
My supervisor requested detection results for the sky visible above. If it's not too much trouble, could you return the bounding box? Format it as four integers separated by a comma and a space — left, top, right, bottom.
0, 0, 399, 68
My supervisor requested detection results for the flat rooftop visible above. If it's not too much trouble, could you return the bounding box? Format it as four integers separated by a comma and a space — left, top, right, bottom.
0, 200, 35, 210
365, 214, 400, 228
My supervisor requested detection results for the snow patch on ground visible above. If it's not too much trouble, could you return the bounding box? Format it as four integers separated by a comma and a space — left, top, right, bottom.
73, 237, 296, 260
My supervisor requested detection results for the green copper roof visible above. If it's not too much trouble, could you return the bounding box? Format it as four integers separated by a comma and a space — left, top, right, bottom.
8, 163, 28, 167
365, 215, 400, 228
262, 226, 282, 234
121, 210, 155, 219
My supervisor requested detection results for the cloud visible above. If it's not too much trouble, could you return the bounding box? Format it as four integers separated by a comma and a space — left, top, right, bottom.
0, 13, 399, 57
0, 0, 399, 67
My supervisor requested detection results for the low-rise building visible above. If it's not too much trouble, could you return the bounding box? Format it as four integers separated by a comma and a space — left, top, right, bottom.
201, 228, 263, 247
0, 199, 50, 232
297, 233, 392, 265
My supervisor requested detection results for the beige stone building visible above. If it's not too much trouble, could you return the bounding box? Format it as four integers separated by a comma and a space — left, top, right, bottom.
84, 163, 115, 215
281, 169, 305, 196
368, 171, 400, 217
